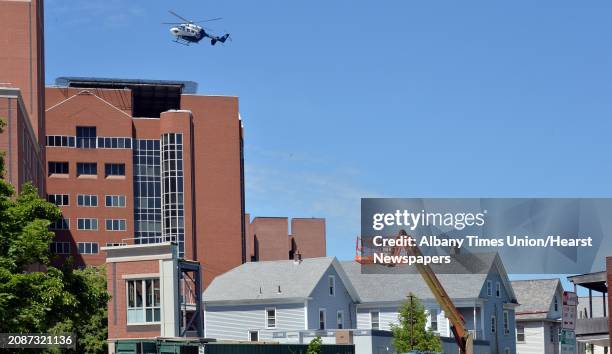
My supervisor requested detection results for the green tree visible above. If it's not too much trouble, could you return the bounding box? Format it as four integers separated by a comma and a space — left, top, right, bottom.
0, 119, 110, 353
306, 336, 322, 354
391, 293, 443, 353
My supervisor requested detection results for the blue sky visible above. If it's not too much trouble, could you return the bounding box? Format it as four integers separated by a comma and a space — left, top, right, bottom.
44, 1, 612, 291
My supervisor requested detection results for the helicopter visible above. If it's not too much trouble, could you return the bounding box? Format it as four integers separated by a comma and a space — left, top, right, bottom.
163, 10, 230, 46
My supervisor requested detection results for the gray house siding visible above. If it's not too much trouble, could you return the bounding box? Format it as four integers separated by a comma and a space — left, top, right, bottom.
307, 265, 356, 330
478, 271, 517, 354
204, 302, 305, 341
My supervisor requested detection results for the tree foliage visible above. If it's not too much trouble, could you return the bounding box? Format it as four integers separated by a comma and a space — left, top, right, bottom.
390, 293, 443, 353
0, 120, 110, 353
306, 336, 322, 354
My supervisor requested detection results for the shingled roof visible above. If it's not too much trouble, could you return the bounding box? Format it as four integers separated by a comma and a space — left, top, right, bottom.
202, 257, 359, 304
512, 279, 562, 321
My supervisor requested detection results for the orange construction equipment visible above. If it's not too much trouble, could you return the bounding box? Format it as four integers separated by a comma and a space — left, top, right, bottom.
355, 229, 474, 354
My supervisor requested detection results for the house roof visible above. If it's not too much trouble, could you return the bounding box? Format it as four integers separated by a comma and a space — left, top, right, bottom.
341, 252, 515, 304
202, 257, 359, 304
511, 279, 561, 321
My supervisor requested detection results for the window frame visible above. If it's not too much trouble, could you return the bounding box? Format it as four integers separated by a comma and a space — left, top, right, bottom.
491, 315, 496, 333
77, 194, 98, 207
126, 278, 161, 325
77, 242, 99, 254
337, 310, 344, 329
248, 330, 259, 342
516, 325, 525, 342
328, 275, 336, 296
318, 308, 326, 330
76, 162, 97, 177
105, 219, 127, 231
48, 194, 69, 206
105, 195, 127, 208
496, 281, 501, 297
77, 218, 98, 231
105, 163, 126, 177
50, 218, 70, 230
265, 307, 276, 329
48, 161, 69, 175
430, 308, 438, 331
370, 310, 380, 330
503, 310, 510, 335
50, 241, 71, 254
486, 280, 492, 296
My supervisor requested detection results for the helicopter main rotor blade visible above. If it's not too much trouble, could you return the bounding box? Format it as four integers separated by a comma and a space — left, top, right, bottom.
168, 10, 191, 23
162, 22, 183, 25
193, 17, 223, 23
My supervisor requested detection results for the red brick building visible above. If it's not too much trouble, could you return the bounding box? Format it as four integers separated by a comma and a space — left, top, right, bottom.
245, 214, 326, 261
0, 0, 46, 194
44, 78, 246, 287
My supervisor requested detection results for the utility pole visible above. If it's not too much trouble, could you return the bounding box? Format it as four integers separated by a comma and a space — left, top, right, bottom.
409, 294, 414, 351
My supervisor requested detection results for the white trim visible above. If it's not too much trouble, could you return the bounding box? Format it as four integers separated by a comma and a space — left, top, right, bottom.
265, 307, 276, 329
122, 273, 160, 280
106, 254, 174, 263
304, 300, 308, 330
370, 310, 380, 330
336, 310, 344, 329
318, 308, 327, 330
328, 275, 336, 296
46, 89, 133, 118
248, 330, 259, 342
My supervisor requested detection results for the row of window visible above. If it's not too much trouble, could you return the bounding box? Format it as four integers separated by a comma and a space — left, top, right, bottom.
46, 135, 133, 149
50, 218, 127, 231
49, 241, 99, 254
48, 161, 126, 177
48, 194, 126, 207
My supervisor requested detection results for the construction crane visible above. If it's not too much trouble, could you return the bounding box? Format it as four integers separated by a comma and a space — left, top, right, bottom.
355, 229, 474, 354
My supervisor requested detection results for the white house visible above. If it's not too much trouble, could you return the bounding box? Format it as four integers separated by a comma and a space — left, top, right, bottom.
512, 279, 563, 354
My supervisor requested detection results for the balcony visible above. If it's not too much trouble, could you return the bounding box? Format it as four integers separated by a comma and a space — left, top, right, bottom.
575, 317, 609, 336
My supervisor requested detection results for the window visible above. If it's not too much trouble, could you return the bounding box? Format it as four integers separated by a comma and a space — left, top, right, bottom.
491, 315, 496, 333
77, 242, 99, 254
550, 325, 556, 343
265, 308, 276, 328
77, 194, 98, 207
337, 311, 344, 329
486, 280, 492, 296
496, 282, 501, 297
329, 275, 335, 296
249, 331, 258, 342
504, 348, 510, 354
77, 218, 98, 230
97, 137, 132, 149
105, 163, 125, 177
106, 195, 126, 207
46, 135, 75, 147
319, 309, 326, 330
516, 325, 525, 342
554, 296, 559, 312
503, 311, 509, 335
48, 161, 69, 175
50, 242, 70, 254
106, 219, 127, 231
48, 194, 69, 206
127, 279, 160, 324
77, 162, 97, 176
105, 243, 127, 247
430, 309, 438, 331
50, 218, 69, 230
76, 126, 96, 148
370, 311, 380, 330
